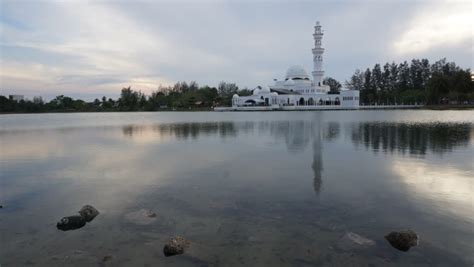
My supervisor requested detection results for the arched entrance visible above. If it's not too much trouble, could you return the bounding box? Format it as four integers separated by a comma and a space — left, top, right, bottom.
299, 97, 305, 106
308, 98, 314, 105
318, 99, 323, 105
335, 97, 340, 105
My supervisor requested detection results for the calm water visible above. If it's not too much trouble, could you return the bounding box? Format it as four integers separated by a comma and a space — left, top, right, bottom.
0, 111, 473, 266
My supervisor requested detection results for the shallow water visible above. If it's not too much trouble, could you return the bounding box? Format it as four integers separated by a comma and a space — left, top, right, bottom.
0, 110, 473, 266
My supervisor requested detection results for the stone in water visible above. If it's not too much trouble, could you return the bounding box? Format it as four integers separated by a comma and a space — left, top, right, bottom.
78, 205, 100, 222
385, 230, 418, 252
163, 236, 190, 257
57, 215, 86, 231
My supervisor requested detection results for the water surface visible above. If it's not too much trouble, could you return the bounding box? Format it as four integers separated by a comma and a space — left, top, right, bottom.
1, 111, 473, 266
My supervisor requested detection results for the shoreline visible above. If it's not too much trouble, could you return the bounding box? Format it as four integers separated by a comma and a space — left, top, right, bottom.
0, 105, 473, 115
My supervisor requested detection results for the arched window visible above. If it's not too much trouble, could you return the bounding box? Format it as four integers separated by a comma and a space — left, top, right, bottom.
335, 97, 340, 105
318, 98, 323, 105
308, 98, 314, 105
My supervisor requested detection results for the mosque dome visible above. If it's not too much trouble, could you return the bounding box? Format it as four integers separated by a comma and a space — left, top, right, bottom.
284, 79, 295, 86
260, 87, 270, 93
252, 88, 261, 95
232, 94, 239, 98
285, 65, 310, 80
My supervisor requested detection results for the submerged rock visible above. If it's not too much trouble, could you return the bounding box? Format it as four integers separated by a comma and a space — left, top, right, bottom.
335, 232, 376, 251
145, 210, 156, 218
124, 209, 158, 225
385, 230, 418, 252
57, 215, 86, 231
56, 205, 99, 231
78, 205, 100, 222
163, 236, 190, 257
101, 255, 113, 263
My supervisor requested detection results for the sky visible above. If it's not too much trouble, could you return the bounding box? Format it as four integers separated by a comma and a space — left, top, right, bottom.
0, 0, 472, 100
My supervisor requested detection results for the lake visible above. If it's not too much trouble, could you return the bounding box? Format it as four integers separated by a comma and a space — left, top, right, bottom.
0, 110, 473, 266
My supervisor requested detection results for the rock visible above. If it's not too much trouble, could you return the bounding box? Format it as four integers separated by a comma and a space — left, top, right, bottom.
124, 209, 158, 225
384, 230, 418, 252
335, 232, 376, 251
145, 210, 156, 218
78, 205, 100, 222
101, 255, 113, 262
163, 236, 190, 257
57, 215, 86, 231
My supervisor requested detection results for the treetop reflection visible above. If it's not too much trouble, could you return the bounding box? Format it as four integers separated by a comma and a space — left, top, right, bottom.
122, 121, 471, 156
350, 122, 472, 155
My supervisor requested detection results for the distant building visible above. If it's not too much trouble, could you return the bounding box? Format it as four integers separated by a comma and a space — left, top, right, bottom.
228, 21, 359, 111
9, 95, 24, 102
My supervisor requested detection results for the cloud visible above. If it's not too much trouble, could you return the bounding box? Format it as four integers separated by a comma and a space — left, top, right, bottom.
0, 0, 471, 100
393, 0, 472, 55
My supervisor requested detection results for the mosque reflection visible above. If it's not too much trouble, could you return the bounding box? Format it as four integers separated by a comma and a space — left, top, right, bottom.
122, 120, 471, 195
121, 118, 333, 195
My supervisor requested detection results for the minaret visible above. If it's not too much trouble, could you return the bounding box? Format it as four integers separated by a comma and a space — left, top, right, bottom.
312, 21, 325, 89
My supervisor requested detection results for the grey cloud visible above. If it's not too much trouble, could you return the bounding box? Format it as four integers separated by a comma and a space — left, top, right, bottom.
0, 0, 471, 100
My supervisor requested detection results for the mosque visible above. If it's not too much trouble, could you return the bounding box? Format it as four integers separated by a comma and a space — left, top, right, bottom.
225, 21, 359, 111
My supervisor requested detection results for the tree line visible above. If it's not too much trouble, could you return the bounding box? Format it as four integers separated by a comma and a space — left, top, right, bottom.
0, 81, 251, 113
1, 58, 472, 113
345, 58, 473, 105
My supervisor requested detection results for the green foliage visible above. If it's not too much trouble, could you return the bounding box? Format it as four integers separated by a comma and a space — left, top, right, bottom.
2, 60, 471, 113
347, 58, 473, 105
323, 77, 341, 93
217, 81, 239, 106
0, 80, 243, 113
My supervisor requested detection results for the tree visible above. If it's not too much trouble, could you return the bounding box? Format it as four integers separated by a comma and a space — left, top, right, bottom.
118, 86, 139, 111
389, 62, 398, 92
382, 63, 391, 91
427, 73, 449, 104
217, 81, 239, 106
323, 77, 342, 93
238, 88, 253, 96
189, 81, 199, 92
409, 59, 420, 90
93, 98, 101, 106
350, 58, 473, 105
197, 86, 218, 106
345, 69, 364, 91
397, 61, 410, 91
372, 64, 383, 91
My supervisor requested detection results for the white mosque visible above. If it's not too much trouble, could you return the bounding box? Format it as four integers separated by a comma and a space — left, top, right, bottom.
223, 21, 359, 111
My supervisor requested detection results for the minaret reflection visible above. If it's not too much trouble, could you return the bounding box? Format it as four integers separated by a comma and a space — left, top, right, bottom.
311, 115, 323, 195
121, 118, 335, 196
263, 115, 330, 196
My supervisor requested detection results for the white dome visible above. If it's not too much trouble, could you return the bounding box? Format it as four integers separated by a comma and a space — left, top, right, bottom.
284, 79, 295, 86
232, 94, 239, 98
260, 87, 270, 93
285, 65, 309, 80
252, 88, 261, 95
